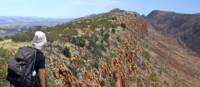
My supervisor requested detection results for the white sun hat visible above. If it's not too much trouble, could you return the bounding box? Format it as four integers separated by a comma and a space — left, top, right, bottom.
32, 31, 47, 50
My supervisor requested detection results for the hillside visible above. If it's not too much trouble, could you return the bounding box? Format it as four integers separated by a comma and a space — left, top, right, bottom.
0, 9, 200, 87
147, 25, 200, 87
146, 10, 200, 55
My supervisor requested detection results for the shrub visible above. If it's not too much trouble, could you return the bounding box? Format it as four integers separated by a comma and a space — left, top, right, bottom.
103, 33, 110, 42
10, 33, 32, 42
121, 23, 126, 29
110, 50, 116, 57
149, 72, 158, 82
87, 34, 98, 50
63, 28, 78, 42
91, 62, 99, 69
71, 58, 86, 70
128, 75, 133, 81
0, 68, 7, 79
0, 47, 10, 60
111, 16, 117, 20
0, 48, 10, 87
71, 36, 86, 47
44, 26, 78, 42
100, 80, 105, 86
149, 72, 159, 87
136, 78, 143, 87
109, 79, 116, 87
46, 34, 57, 43
141, 50, 150, 60
62, 47, 71, 57
0, 38, 4, 41
112, 28, 115, 33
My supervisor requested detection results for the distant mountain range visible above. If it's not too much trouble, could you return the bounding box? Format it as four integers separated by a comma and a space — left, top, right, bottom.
146, 10, 200, 55
0, 16, 70, 24
0, 16, 71, 37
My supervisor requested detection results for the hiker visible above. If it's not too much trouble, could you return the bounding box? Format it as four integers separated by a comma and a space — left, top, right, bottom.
7, 31, 47, 87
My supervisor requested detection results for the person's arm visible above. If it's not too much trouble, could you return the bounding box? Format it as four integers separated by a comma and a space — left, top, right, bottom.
38, 69, 46, 87
36, 51, 46, 87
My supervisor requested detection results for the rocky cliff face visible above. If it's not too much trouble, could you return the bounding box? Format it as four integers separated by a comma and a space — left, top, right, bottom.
146, 10, 200, 55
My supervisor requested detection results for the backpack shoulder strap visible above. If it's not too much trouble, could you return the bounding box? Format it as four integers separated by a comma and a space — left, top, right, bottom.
32, 48, 37, 75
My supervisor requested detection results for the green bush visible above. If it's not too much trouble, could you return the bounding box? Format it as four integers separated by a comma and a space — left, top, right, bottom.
136, 78, 143, 87
0, 37, 4, 41
46, 34, 57, 43
62, 28, 78, 42
120, 23, 126, 29
0, 48, 10, 60
103, 33, 110, 42
128, 75, 133, 81
44, 26, 78, 42
111, 16, 117, 20
141, 50, 150, 60
0, 68, 7, 79
62, 47, 71, 57
111, 28, 115, 33
149, 72, 159, 87
0, 48, 10, 87
91, 62, 99, 69
10, 33, 32, 42
109, 79, 116, 87
0, 48, 11, 73
100, 80, 105, 86
149, 72, 158, 82
71, 36, 86, 47
87, 34, 98, 52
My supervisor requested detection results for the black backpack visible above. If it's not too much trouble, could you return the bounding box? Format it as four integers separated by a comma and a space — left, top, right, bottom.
7, 46, 37, 87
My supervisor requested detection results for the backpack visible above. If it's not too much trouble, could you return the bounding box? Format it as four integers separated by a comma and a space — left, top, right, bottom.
7, 46, 37, 87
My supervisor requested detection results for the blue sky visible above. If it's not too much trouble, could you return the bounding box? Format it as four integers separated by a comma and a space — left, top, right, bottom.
0, 0, 200, 18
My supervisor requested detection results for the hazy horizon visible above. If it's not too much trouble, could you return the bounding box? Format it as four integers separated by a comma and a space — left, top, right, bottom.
0, 0, 199, 18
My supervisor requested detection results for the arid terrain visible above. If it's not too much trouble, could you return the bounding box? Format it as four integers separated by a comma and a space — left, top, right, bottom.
0, 9, 200, 87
